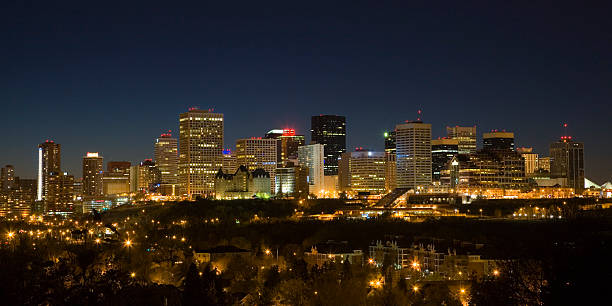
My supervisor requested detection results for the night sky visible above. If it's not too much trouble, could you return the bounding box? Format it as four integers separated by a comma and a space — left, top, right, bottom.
2, 1, 611, 183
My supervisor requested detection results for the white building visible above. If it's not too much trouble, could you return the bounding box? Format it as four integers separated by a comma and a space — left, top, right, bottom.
298, 144, 325, 195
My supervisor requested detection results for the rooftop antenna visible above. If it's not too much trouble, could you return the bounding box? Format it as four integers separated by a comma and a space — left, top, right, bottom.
417, 109, 422, 122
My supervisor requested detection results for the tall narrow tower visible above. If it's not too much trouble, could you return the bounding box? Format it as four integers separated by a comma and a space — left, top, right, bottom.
155, 131, 179, 195
37, 140, 61, 201
179, 108, 224, 198
82, 152, 104, 199
311, 115, 346, 175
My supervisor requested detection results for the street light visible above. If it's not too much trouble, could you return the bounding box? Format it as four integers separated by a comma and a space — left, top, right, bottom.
412, 285, 419, 292
493, 269, 500, 276
124, 239, 132, 247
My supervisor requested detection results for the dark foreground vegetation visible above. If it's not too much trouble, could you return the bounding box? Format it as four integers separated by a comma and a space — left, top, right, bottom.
0, 198, 609, 305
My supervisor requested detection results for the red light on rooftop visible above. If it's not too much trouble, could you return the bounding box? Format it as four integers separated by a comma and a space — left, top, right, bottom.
282, 129, 296, 136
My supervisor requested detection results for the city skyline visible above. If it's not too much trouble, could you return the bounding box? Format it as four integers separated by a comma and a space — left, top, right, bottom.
2, 2, 611, 183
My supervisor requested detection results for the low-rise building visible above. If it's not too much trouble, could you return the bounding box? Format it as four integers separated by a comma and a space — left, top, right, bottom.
214, 166, 271, 199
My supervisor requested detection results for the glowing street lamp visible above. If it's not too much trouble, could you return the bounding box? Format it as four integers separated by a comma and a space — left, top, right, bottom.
265, 249, 271, 255
7, 232, 14, 239
124, 239, 132, 247
493, 269, 500, 276
412, 285, 419, 292
130, 272, 136, 278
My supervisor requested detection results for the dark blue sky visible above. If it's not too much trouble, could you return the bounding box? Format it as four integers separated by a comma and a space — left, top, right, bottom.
2, 1, 611, 183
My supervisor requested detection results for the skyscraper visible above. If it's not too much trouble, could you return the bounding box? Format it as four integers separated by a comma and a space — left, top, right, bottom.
179, 108, 224, 198
236, 138, 277, 193
222, 149, 237, 174
311, 115, 346, 175
298, 144, 325, 195
155, 132, 179, 195
396, 121, 432, 190
130, 159, 161, 193
265, 128, 306, 166
483, 131, 515, 151
431, 138, 459, 182
446, 126, 477, 154
550, 136, 584, 193
82, 152, 104, 199
517, 147, 539, 177
37, 140, 61, 202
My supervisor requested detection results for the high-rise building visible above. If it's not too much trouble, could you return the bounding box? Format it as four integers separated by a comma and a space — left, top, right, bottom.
550, 136, 584, 193
265, 129, 306, 166
385, 153, 396, 192
82, 152, 104, 199
384, 130, 396, 154
235, 138, 277, 193
431, 138, 459, 182
311, 115, 346, 175
396, 121, 432, 190
1, 165, 15, 193
516, 147, 539, 177
347, 150, 386, 194
103, 161, 130, 195
338, 152, 350, 192
155, 132, 179, 195
538, 157, 551, 173
37, 140, 61, 202
45, 172, 75, 214
298, 144, 325, 195
483, 131, 515, 151
179, 108, 224, 198
441, 151, 527, 189
130, 159, 161, 193
446, 126, 477, 154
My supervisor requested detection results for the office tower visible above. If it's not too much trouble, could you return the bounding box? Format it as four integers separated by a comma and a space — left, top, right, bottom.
82, 152, 104, 199
483, 131, 515, 151
550, 136, 584, 193
395, 121, 432, 190
347, 151, 386, 194
311, 115, 346, 175
46, 172, 75, 214
235, 138, 277, 193
298, 144, 325, 195
1, 165, 15, 193
265, 128, 306, 166
130, 159, 162, 193
384, 130, 396, 154
222, 149, 237, 173
155, 132, 179, 195
517, 147, 539, 177
440, 151, 527, 189
107, 161, 131, 173
385, 153, 396, 192
37, 140, 61, 201
179, 108, 224, 198
446, 126, 477, 154
431, 138, 459, 182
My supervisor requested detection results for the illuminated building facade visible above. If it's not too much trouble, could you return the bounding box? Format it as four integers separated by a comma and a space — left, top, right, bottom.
298, 144, 325, 195
45, 172, 75, 213
396, 121, 432, 190
338, 152, 350, 192
347, 151, 386, 194
214, 166, 271, 199
311, 115, 346, 175
222, 149, 237, 173
441, 150, 527, 189
550, 136, 584, 193
179, 108, 224, 198
130, 159, 161, 193
538, 157, 551, 172
82, 152, 104, 199
235, 138, 277, 193
446, 126, 477, 154
385, 153, 397, 192
1, 165, 15, 193
483, 131, 515, 151
103, 161, 130, 196
265, 129, 306, 166
37, 140, 61, 202
274, 166, 309, 197
155, 132, 179, 195
516, 147, 539, 177
431, 138, 459, 182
